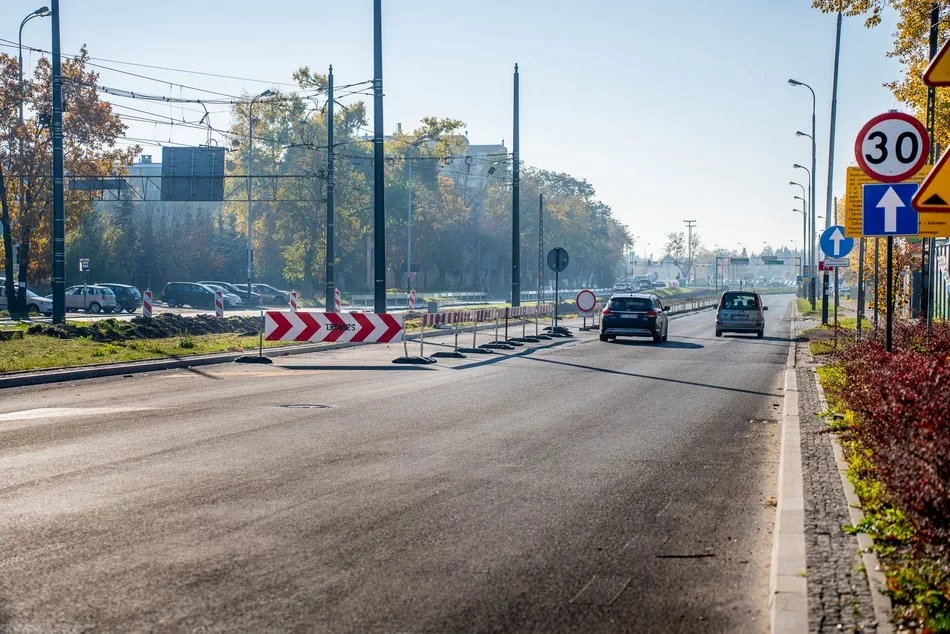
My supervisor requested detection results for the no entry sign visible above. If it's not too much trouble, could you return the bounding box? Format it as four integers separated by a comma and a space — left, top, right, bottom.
575, 289, 596, 313
264, 311, 402, 343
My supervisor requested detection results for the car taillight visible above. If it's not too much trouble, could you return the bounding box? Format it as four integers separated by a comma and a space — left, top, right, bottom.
602, 308, 612, 315
645, 310, 657, 317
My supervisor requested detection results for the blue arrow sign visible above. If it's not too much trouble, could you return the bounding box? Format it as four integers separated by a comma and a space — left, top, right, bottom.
820, 225, 854, 258
862, 183, 919, 237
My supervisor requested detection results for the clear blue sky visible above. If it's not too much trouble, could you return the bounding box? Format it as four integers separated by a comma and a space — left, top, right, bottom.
3, 0, 904, 257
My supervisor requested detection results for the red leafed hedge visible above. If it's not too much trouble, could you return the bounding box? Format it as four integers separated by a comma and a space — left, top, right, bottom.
839, 321, 950, 545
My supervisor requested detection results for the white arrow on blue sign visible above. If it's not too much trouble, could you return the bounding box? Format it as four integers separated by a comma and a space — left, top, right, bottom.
820, 225, 854, 258
861, 183, 919, 237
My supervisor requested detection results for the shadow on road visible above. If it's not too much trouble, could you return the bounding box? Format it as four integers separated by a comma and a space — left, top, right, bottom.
278, 365, 436, 371
608, 340, 703, 349
521, 356, 781, 397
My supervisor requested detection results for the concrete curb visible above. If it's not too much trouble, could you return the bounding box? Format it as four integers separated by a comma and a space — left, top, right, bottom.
813, 372, 894, 633
769, 309, 809, 634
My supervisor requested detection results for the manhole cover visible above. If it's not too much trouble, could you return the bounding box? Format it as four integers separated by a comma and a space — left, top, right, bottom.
280, 404, 332, 409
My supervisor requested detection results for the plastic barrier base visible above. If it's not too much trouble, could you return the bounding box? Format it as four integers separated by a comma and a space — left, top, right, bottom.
392, 356, 437, 365
493, 339, 524, 347
518, 337, 542, 343
431, 351, 466, 359
234, 355, 273, 365
458, 347, 494, 355
479, 343, 514, 350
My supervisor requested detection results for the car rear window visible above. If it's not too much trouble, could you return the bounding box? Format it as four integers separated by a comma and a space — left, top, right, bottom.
720, 293, 759, 310
608, 297, 654, 311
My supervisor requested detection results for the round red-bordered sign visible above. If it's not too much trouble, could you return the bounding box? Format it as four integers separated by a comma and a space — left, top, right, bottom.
575, 289, 596, 313
854, 112, 929, 183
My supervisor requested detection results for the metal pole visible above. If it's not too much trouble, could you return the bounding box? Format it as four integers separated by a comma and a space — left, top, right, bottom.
874, 237, 880, 329
886, 236, 894, 352
822, 11, 843, 325
857, 238, 865, 338
247, 99, 255, 306
373, 0, 387, 313
923, 4, 939, 324
326, 65, 336, 310
407, 157, 412, 294
511, 64, 521, 307
50, 0, 65, 324
538, 193, 543, 309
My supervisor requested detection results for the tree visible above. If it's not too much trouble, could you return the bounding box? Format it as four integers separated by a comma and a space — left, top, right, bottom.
0, 48, 137, 316
663, 231, 701, 282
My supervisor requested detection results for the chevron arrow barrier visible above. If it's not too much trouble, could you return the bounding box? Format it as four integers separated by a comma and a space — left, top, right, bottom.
264, 311, 402, 343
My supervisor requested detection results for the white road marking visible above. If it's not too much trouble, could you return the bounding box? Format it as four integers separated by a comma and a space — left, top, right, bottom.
0, 407, 154, 430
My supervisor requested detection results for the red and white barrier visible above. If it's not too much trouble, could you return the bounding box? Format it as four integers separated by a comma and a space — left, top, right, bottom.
408, 289, 416, 310
289, 290, 298, 312
214, 290, 225, 317
143, 290, 153, 318
264, 311, 402, 343
334, 288, 342, 313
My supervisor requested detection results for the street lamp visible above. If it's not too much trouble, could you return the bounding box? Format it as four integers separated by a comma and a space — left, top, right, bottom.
789, 77, 818, 308
19, 6, 50, 125
246, 88, 274, 304
790, 180, 808, 279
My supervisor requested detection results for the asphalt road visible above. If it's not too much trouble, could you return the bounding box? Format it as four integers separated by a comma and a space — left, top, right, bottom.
0, 296, 792, 632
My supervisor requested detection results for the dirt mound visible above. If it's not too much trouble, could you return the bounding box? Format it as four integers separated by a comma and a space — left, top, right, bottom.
26, 314, 263, 342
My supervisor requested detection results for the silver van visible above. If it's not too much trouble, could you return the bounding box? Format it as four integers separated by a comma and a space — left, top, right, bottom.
715, 290, 767, 338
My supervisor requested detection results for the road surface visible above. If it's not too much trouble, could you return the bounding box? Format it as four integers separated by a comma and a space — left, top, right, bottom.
0, 296, 793, 632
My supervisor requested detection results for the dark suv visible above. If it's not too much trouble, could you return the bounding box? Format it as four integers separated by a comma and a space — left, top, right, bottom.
97, 283, 142, 313
600, 293, 670, 343
162, 282, 216, 310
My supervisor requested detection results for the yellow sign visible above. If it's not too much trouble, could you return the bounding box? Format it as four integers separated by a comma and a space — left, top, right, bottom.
912, 151, 950, 212
844, 166, 950, 238
924, 39, 950, 86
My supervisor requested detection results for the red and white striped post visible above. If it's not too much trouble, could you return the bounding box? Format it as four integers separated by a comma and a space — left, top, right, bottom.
408, 289, 416, 310
143, 290, 153, 318
334, 288, 342, 313
289, 290, 298, 312
214, 290, 224, 317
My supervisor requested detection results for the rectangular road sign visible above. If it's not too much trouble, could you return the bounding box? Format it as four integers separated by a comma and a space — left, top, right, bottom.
730, 257, 750, 265
845, 166, 950, 238
264, 311, 402, 343
862, 183, 920, 237
822, 257, 850, 268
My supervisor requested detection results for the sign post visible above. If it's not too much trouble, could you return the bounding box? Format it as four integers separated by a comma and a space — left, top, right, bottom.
855, 112, 929, 351
575, 289, 596, 331
547, 247, 569, 330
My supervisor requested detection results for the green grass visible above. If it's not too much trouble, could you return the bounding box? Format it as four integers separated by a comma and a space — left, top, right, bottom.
0, 332, 306, 373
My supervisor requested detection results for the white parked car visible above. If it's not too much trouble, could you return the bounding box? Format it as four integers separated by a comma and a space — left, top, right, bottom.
64, 285, 119, 313
202, 284, 243, 309
0, 286, 53, 316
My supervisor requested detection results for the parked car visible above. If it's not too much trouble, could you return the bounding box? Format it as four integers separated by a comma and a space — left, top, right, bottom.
715, 290, 768, 338
250, 283, 291, 305
200, 281, 260, 305
202, 284, 243, 309
161, 282, 216, 310
64, 285, 119, 313
96, 283, 142, 313
0, 286, 53, 316
600, 293, 670, 343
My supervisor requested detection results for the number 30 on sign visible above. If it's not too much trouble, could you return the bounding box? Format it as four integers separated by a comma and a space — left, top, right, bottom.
854, 112, 930, 183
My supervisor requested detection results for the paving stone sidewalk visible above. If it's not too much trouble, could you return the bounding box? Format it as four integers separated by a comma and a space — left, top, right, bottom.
795, 329, 878, 633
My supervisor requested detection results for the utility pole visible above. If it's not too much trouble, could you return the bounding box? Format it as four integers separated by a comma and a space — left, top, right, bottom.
823, 10, 843, 325
406, 156, 413, 294
511, 63, 521, 307
923, 3, 939, 327
538, 193, 543, 306
683, 219, 697, 285
51, 0, 65, 324
373, 0, 386, 313
325, 65, 336, 310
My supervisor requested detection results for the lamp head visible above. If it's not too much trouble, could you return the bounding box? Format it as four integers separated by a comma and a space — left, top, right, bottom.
788, 79, 802, 87
793, 163, 805, 170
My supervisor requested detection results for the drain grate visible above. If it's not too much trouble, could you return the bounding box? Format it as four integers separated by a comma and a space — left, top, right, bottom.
280, 404, 332, 409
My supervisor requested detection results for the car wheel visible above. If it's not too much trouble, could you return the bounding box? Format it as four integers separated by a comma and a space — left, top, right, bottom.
27, 303, 39, 313
661, 326, 668, 342
756, 328, 764, 339
87, 302, 101, 314
715, 329, 722, 337
128, 307, 137, 314
599, 333, 608, 342
652, 333, 662, 343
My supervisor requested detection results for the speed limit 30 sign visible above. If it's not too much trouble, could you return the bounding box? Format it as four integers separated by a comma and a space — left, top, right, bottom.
854, 112, 929, 183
